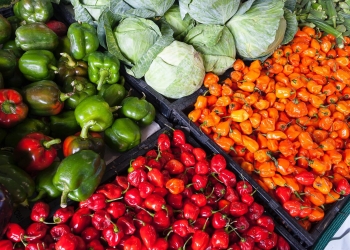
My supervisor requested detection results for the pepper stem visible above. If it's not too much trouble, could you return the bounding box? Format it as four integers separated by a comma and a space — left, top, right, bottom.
71, 80, 84, 92
60, 92, 74, 102
109, 106, 122, 113
60, 186, 69, 208
29, 190, 47, 202
43, 138, 61, 149
48, 64, 58, 73
96, 69, 110, 91
1, 100, 17, 115
80, 120, 97, 139
60, 53, 77, 67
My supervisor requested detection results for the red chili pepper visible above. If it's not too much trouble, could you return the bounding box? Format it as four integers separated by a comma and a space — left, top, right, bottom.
230, 201, 248, 217
153, 210, 170, 231
146, 167, 164, 188
283, 200, 302, 217
91, 210, 112, 230
183, 201, 200, 221
240, 192, 255, 206
102, 221, 124, 247
0, 240, 13, 250
194, 160, 210, 175
81, 227, 100, 243
258, 231, 278, 250
190, 193, 207, 207
150, 238, 168, 250
246, 226, 269, 242
164, 159, 185, 175
210, 154, 226, 173
139, 181, 155, 199
25, 241, 47, 250
131, 155, 147, 170
69, 207, 92, 235
147, 158, 161, 170
211, 212, 229, 229
247, 202, 264, 221
0, 89, 28, 128
192, 229, 210, 250
256, 215, 275, 232
117, 216, 136, 235
139, 223, 157, 249
127, 169, 147, 188
14, 132, 61, 172
172, 219, 193, 237
53, 206, 75, 224
24, 222, 49, 242
106, 201, 126, 220
180, 143, 194, 153
239, 237, 255, 250
158, 133, 171, 151
275, 186, 292, 204
124, 188, 142, 207
153, 187, 168, 197
236, 180, 253, 196
5, 223, 25, 243
80, 193, 108, 211
55, 233, 86, 250
276, 235, 291, 250
123, 236, 142, 250
214, 182, 226, 198
225, 186, 240, 202
218, 169, 237, 187
115, 176, 129, 190
50, 224, 71, 241
295, 171, 315, 186
192, 174, 208, 190
168, 233, 184, 250
218, 199, 231, 215
144, 194, 166, 212
211, 228, 229, 249
233, 215, 250, 233
135, 210, 153, 227
180, 152, 196, 167
335, 179, 350, 195
96, 183, 122, 200
192, 147, 207, 162
166, 193, 183, 209
146, 149, 158, 159
172, 129, 186, 147
86, 239, 104, 250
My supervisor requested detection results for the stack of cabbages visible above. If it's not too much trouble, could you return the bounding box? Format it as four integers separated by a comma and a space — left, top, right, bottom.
81, 0, 297, 99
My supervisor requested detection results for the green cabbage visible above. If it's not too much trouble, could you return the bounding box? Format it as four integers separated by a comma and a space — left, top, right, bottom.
226, 0, 286, 60
124, 0, 175, 17
164, 5, 195, 40
179, 0, 240, 25
184, 24, 236, 75
145, 41, 205, 99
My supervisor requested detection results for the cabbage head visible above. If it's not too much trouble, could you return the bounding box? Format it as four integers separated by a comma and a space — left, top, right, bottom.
179, 0, 240, 25
184, 24, 236, 75
124, 0, 175, 17
164, 5, 195, 40
226, 0, 286, 60
145, 41, 205, 99
114, 17, 161, 65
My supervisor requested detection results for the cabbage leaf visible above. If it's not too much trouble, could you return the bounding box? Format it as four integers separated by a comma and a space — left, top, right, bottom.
164, 5, 195, 40
123, 0, 175, 17
282, 8, 298, 45
226, 0, 285, 60
179, 0, 240, 25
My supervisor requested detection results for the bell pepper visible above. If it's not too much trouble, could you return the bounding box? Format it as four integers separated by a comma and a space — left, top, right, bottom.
63, 129, 105, 157
4, 118, 50, 148
23, 80, 71, 116
0, 14, 11, 44
57, 52, 88, 84
14, 132, 61, 173
13, 0, 53, 23
15, 22, 58, 51
98, 78, 126, 107
6, 16, 21, 39
0, 164, 35, 205
31, 161, 61, 202
53, 150, 106, 208
0, 183, 12, 239
0, 149, 15, 165
49, 110, 81, 140
67, 22, 99, 61
19, 50, 58, 81
87, 51, 120, 91
3, 40, 24, 58
0, 89, 28, 128
0, 50, 17, 78
62, 76, 97, 110
104, 117, 141, 152
55, 36, 71, 58
74, 95, 117, 133
120, 94, 156, 127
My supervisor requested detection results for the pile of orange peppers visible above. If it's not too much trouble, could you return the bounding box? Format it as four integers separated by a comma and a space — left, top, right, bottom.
188, 26, 350, 231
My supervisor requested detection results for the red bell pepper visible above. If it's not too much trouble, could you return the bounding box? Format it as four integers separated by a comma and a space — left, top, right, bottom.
14, 132, 61, 173
0, 89, 28, 128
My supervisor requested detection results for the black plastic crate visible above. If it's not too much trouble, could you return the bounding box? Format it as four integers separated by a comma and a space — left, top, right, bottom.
171, 105, 350, 249
0, 6, 14, 17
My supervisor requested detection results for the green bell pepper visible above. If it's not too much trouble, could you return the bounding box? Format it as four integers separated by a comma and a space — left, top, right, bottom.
55, 36, 71, 59
67, 22, 99, 61
31, 161, 61, 202
13, 0, 53, 24
88, 51, 120, 91
2, 40, 24, 58
0, 164, 35, 205
15, 22, 59, 51
98, 76, 126, 106
22, 80, 71, 116
0, 50, 17, 78
49, 110, 81, 140
0, 14, 11, 44
104, 117, 141, 152
4, 118, 50, 148
74, 95, 117, 133
120, 94, 156, 127
7, 16, 21, 39
0, 150, 15, 165
53, 150, 106, 208
57, 53, 88, 85
63, 76, 97, 110
19, 50, 58, 81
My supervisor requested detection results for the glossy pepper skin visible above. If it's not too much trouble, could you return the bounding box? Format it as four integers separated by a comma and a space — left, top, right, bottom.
53, 150, 106, 208
98, 78, 126, 107
0, 15, 11, 44
74, 95, 116, 132
15, 22, 58, 51
49, 110, 80, 140
62, 76, 97, 110
88, 51, 120, 90
67, 22, 99, 61
19, 50, 58, 81
0, 184, 13, 239
0, 164, 35, 205
30, 161, 61, 202
104, 117, 141, 152
14, 132, 61, 173
0, 89, 28, 128
23, 80, 70, 116
2, 40, 25, 58
57, 52, 88, 84
120, 95, 156, 127
0, 50, 17, 78
13, 0, 53, 23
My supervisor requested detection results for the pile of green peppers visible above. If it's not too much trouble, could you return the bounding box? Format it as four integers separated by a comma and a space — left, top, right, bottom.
0, 0, 157, 207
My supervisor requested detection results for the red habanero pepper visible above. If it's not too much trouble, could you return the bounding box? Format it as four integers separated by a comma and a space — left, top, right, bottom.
335, 179, 350, 195
256, 215, 275, 232
172, 219, 194, 237
117, 216, 136, 235
24, 222, 49, 242
164, 159, 185, 175
233, 215, 250, 233
192, 147, 206, 161
50, 224, 71, 241
91, 210, 112, 230
80, 193, 109, 211
277, 235, 291, 250
192, 174, 208, 191
5, 223, 25, 243
211, 212, 229, 229
146, 166, 165, 188
52, 206, 75, 224
127, 168, 147, 188
131, 155, 147, 170
14, 132, 61, 173
0, 240, 13, 250
283, 200, 302, 217
236, 180, 253, 196
139, 181, 155, 198
211, 229, 229, 249
218, 169, 237, 187
144, 194, 166, 212
246, 226, 269, 242
86, 239, 104, 250
239, 236, 255, 250
106, 201, 126, 220
275, 186, 292, 204
172, 129, 186, 147
124, 236, 142, 250
30, 202, 50, 223
184, 201, 200, 221
124, 188, 142, 207
55, 233, 86, 250
295, 171, 315, 186
96, 183, 122, 200
169, 233, 184, 250
102, 221, 125, 247
81, 226, 101, 243
69, 207, 92, 235
180, 151, 196, 167
139, 223, 157, 249
158, 133, 171, 151
247, 202, 264, 221
210, 154, 227, 173
192, 229, 210, 250
229, 201, 248, 217
258, 231, 278, 250
0, 89, 28, 128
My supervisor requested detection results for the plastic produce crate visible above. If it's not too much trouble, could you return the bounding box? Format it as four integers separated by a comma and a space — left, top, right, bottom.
170, 99, 350, 249
0, 6, 13, 17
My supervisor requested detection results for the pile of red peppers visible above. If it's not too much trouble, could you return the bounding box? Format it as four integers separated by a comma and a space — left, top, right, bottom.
0, 130, 291, 249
